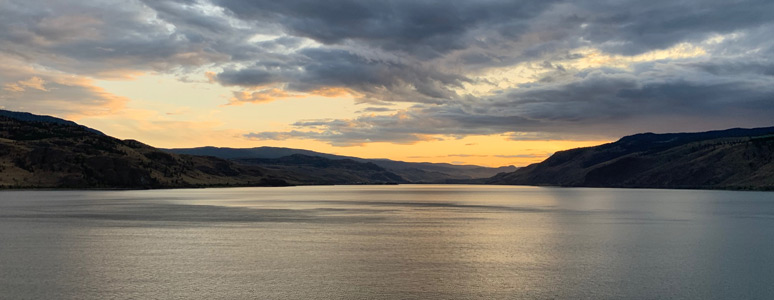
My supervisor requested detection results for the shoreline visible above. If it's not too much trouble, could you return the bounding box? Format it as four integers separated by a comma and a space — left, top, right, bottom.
2, 182, 772, 192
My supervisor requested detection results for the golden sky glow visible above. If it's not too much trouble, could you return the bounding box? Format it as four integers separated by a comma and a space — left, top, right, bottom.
17, 40, 722, 167
2, 1, 773, 167
71, 72, 610, 167
79, 43, 705, 167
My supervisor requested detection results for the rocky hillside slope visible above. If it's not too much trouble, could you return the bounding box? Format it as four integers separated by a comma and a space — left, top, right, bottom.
488, 127, 774, 190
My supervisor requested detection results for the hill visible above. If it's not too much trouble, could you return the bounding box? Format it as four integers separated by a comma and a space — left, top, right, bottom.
0, 110, 104, 135
0, 111, 299, 188
237, 154, 405, 185
0, 110, 407, 188
166, 146, 516, 183
487, 127, 774, 190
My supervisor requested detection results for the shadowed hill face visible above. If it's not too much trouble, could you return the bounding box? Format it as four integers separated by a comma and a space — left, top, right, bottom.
242, 154, 384, 171
0, 109, 104, 135
608, 127, 774, 153
0, 110, 80, 127
166, 146, 518, 182
488, 127, 774, 190
166, 146, 345, 160
0, 110, 436, 188
0, 114, 293, 188
237, 154, 407, 184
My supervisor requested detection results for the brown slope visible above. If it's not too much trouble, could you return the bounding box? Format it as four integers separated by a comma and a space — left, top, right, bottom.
0, 115, 293, 188
488, 128, 774, 190
235, 154, 407, 185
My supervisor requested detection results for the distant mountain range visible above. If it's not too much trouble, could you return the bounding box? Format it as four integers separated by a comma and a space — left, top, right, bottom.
236, 154, 407, 185
3, 109, 772, 190
166, 146, 517, 183
0, 109, 510, 188
488, 127, 774, 190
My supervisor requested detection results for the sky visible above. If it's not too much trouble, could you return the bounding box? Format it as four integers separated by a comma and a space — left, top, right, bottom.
1, 0, 773, 167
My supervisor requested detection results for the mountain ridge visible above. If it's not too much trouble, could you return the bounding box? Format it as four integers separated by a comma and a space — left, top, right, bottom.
4, 109, 773, 190
165, 146, 517, 183
0, 110, 104, 135
488, 127, 774, 190
0, 109, 404, 188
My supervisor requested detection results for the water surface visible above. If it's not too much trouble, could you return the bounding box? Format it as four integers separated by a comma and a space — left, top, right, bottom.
1, 185, 773, 299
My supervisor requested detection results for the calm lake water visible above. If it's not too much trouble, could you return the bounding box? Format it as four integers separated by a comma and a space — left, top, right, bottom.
1, 185, 773, 299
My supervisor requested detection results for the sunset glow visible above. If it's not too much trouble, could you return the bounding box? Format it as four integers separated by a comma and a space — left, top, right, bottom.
2, 0, 773, 167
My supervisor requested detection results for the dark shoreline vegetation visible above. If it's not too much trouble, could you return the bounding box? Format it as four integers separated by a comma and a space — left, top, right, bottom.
1, 109, 773, 191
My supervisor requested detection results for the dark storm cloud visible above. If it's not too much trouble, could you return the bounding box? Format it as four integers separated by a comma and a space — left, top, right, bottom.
213, 0, 559, 57
490, 71, 774, 128
576, 0, 774, 55
139, 0, 235, 35
217, 48, 470, 103
689, 61, 774, 77
2, 0, 774, 143
0, 0, 240, 75
3, 0, 772, 74
247, 60, 774, 145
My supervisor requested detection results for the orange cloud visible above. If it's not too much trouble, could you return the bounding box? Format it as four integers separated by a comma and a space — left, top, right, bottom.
309, 87, 353, 97
226, 86, 355, 105
0, 54, 129, 120
227, 88, 298, 105
3, 77, 48, 92
205, 71, 217, 83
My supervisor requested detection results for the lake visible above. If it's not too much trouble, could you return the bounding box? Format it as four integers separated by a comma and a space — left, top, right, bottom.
1, 185, 773, 299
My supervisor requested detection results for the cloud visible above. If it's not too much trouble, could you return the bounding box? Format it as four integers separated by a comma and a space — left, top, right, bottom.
215, 48, 470, 105
4, 0, 773, 80
244, 127, 441, 147
575, 0, 774, 55
356, 107, 395, 113
0, 0, 236, 76
227, 88, 298, 105
0, 78, 128, 119
2, 0, 774, 145
0, 54, 128, 118
3, 77, 48, 92
213, 0, 560, 57
242, 57, 774, 145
